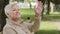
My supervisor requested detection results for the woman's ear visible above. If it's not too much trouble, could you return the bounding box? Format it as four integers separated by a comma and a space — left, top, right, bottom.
6, 13, 10, 17
7, 13, 9, 16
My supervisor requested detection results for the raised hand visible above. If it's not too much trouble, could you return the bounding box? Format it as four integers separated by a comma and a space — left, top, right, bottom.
34, 1, 43, 17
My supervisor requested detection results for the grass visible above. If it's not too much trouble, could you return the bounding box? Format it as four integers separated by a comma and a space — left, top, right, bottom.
20, 8, 60, 34
34, 21, 57, 34
20, 8, 60, 20
35, 30, 60, 34
40, 21, 56, 30
44, 14, 60, 19
20, 8, 35, 20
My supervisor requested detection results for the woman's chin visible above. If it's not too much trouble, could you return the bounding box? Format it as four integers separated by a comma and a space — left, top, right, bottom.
17, 16, 20, 18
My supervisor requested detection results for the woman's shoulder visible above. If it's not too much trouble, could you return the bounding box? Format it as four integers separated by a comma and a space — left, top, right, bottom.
3, 25, 17, 34
3, 24, 12, 30
3, 23, 15, 31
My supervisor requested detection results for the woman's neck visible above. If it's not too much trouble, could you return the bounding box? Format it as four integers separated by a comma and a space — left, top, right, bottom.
9, 18, 21, 22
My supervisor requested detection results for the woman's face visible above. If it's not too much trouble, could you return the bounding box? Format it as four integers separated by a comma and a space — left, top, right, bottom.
9, 4, 20, 19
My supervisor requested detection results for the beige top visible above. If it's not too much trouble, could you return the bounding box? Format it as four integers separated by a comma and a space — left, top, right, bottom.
3, 18, 34, 34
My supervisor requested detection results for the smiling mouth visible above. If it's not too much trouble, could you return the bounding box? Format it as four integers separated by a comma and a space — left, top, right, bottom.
15, 13, 20, 16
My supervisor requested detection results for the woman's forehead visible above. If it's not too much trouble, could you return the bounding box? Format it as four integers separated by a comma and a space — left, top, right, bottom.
11, 4, 18, 7
11, 5, 19, 9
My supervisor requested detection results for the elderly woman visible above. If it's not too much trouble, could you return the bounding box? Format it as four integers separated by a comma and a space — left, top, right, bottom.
3, 1, 43, 34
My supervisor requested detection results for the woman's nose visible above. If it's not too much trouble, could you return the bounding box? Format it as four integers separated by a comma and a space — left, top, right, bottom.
16, 11, 19, 13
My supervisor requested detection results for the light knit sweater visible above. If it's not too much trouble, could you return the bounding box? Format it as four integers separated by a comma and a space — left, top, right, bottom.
3, 18, 34, 34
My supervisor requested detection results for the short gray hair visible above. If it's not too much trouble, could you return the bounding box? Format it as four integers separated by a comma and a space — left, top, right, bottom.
4, 2, 19, 16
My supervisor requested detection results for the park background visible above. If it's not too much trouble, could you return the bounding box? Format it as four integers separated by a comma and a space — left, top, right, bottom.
0, 0, 60, 34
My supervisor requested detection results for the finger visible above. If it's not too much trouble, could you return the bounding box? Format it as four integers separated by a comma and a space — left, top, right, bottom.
34, 6, 38, 13
34, 6, 37, 10
38, 2, 43, 8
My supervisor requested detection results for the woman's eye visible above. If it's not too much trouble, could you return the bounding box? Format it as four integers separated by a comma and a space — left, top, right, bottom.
13, 10, 16, 11
18, 9, 19, 11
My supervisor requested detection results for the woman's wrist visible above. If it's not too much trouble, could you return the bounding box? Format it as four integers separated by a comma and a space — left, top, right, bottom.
35, 14, 42, 20
35, 16, 40, 19
35, 14, 41, 17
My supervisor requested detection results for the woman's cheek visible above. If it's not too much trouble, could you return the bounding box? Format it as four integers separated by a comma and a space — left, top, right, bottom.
13, 11, 16, 14
13, 11, 20, 17
13, 11, 16, 16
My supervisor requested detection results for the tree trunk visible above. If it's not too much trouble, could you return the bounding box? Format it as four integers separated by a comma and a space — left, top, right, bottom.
0, 0, 9, 32
41, 0, 45, 19
41, 7, 44, 19
29, 2, 32, 9
46, 0, 50, 15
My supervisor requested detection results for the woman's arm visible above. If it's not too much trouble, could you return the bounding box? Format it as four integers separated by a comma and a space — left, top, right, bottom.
29, 1, 43, 32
